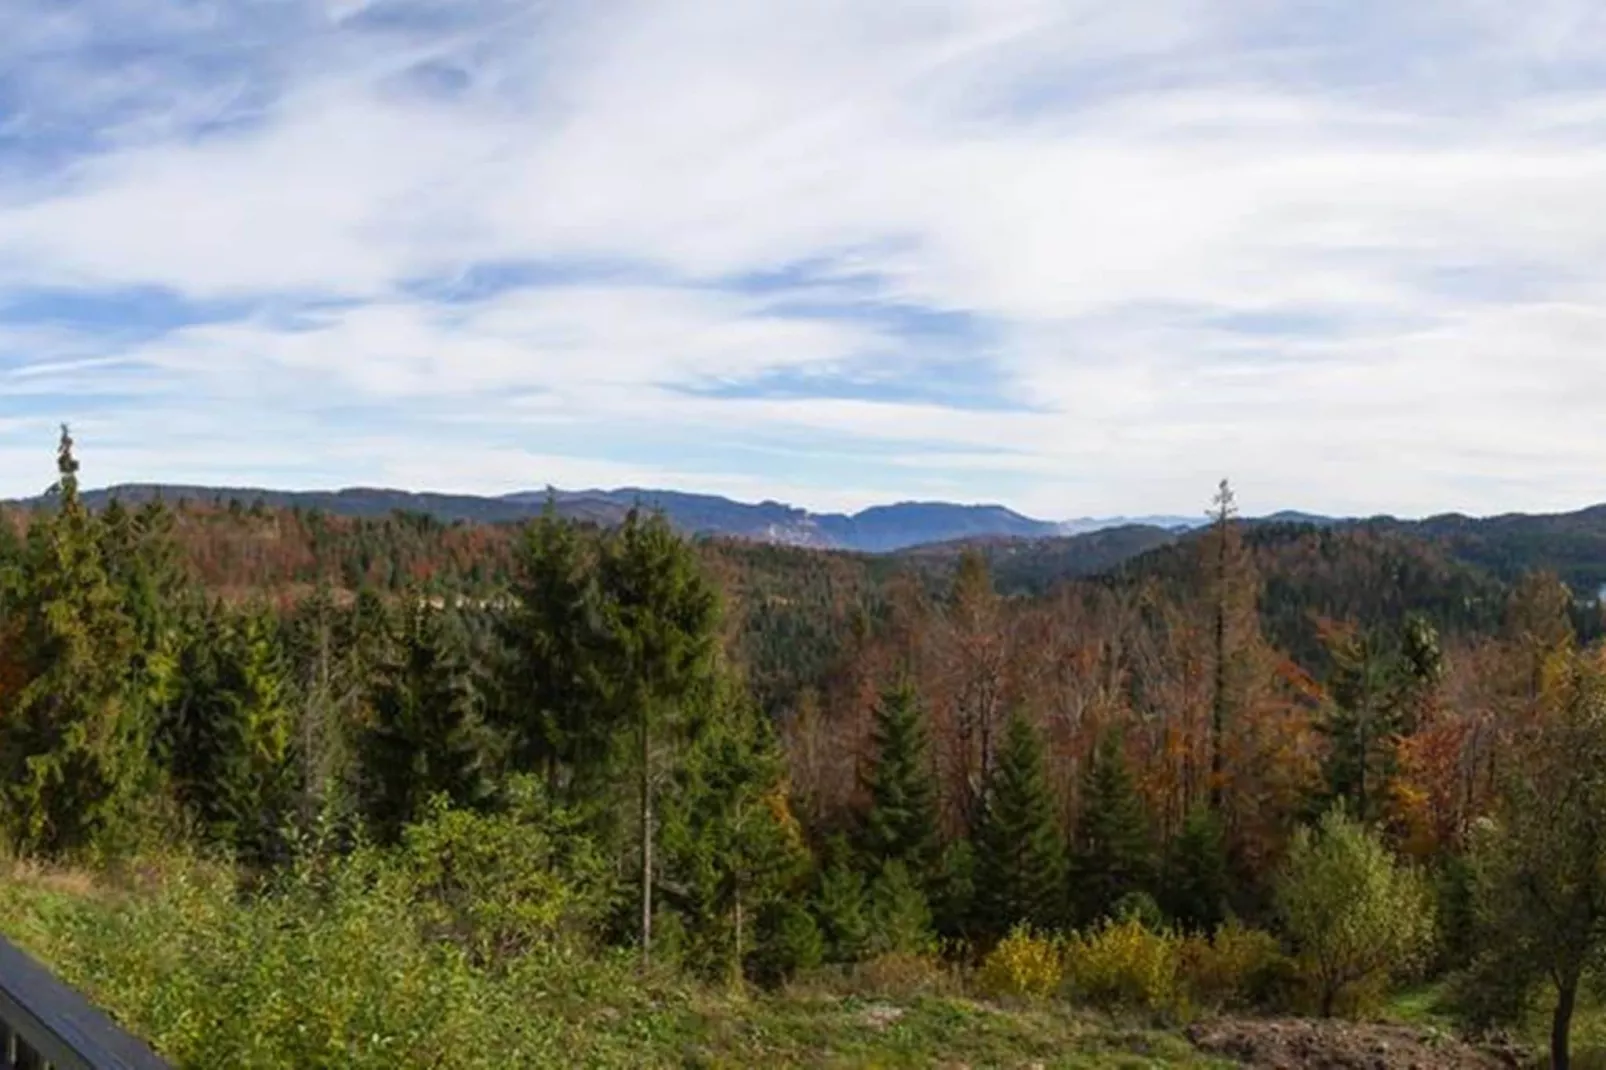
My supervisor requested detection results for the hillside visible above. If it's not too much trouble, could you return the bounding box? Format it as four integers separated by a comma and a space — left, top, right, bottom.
6, 438, 1606, 1070
25, 483, 1606, 602
20, 483, 1067, 554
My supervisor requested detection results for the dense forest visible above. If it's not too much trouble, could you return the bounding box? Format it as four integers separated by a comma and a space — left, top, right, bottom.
2, 432, 1606, 1069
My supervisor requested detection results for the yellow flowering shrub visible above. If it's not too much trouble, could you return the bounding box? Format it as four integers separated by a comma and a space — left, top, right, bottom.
975, 926, 1064, 1000
1062, 917, 1180, 1012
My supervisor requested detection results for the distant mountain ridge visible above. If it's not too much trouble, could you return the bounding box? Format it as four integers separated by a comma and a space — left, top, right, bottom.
17, 482, 1079, 553
18, 483, 1606, 591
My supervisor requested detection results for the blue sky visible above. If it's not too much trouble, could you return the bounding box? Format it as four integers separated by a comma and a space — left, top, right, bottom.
3, 0, 1606, 518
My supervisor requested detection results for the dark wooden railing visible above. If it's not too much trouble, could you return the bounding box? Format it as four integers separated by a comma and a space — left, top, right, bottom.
0, 934, 169, 1069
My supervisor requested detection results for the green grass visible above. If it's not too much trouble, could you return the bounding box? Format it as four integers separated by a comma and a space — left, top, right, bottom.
1386, 981, 1606, 1070
0, 858, 1232, 1070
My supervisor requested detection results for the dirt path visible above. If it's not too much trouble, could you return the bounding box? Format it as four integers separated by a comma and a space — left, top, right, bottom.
1186, 1018, 1525, 1070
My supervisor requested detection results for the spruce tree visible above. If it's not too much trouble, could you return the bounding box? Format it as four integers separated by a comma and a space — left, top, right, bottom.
866, 860, 936, 956
1161, 804, 1231, 933
1070, 730, 1156, 926
498, 500, 609, 800
973, 713, 1066, 938
814, 835, 871, 963
0, 428, 144, 855
592, 507, 722, 965
167, 604, 296, 858
360, 600, 491, 844
859, 680, 940, 885
656, 683, 808, 985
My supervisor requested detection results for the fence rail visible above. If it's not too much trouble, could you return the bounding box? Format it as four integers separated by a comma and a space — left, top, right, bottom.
0, 934, 169, 1070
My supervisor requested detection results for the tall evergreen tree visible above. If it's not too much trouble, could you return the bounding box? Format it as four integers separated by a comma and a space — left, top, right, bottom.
167, 604, 297, 858
859, 680, 940, 886
1070, 730, 1156, 926
972, 713, 1066, 938
0, 428, 145, 855
360, 600, 491, 844
656, 684, 809, 985
1161, 803, 1231, 933
592, 507, 722, 965
498, 501, 609, 801
1318, 621, 1431, 825
1204, 478, 1255, 812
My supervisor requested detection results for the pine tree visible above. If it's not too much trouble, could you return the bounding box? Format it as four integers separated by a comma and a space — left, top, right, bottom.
973, 713, 1066, 938
592, 507, 722, 965
1070, 730, 1156, 926
360, 600, 491, 844
1161, 804, 1230, 933
859, 680, 940, 885
498, 500, 609, 800
814, 835, 871, 963
1204, 478, 1255, 812
1319, 622, 1417, 825
866, 860, 936, 956
167, 604, 297, 858
0, 428, 145, 855
656, 684, 809, 985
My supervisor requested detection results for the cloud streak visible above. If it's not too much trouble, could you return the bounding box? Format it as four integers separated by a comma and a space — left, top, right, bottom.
3, 0, 1606, 519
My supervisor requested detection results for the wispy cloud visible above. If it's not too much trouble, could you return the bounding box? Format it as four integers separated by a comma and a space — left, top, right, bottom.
3, 0, 1606, 518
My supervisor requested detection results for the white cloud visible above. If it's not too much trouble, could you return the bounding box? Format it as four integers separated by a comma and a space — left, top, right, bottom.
4, 0, 1606, 518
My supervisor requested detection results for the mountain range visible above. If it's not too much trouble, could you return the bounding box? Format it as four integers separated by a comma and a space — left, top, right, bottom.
14, 480, 1606, 603
22, 483, 1210, 553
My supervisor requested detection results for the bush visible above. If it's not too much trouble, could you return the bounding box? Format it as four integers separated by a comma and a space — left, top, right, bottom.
1062, 917, 1180, 1014
847, 951, 956, 999
1177, 921, 1293, 1012
391, 782, 613, 968
1275, 806, 1436, 1018
975, 926, 1064, 1001
1111, 890, 1165, 931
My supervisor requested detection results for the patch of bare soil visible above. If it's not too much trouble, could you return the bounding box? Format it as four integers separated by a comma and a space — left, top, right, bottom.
1186, 1017, 1525, 1070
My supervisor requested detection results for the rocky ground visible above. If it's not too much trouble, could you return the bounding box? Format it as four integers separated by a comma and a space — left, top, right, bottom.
1187, 1018, 1526, 1070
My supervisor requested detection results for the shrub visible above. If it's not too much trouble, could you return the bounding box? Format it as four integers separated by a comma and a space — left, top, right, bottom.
975, 926, 1064, 1001
1177, 920, 1292, 1012
1275, 806, 1435, 1018
391, 782, 613, 968
1111, 890, 1165, 931
848, 950, 956, 999
1062, 917, 1180, 1013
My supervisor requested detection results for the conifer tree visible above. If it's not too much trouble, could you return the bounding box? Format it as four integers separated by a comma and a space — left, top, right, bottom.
592, 507, 722, 965
498, 500, 608, 801
973, 712, 1066, 938
859, 680, 940, 885
360, 601, 491, 844
656, 684, 809, 985
0, 428, 144, 855
813, 834, 871, 963
1206, 478, 1251, 810
1161, 803, 1231, 933
1070, 730, 1156, 926
167, 604, 297, 857
1319, 621, 1429, 825
866, 860, 936, 956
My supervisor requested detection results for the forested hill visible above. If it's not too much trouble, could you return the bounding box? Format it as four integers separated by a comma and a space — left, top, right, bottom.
16, 483, 1606, 599
8, 439, 1606, 1068
13, 482, 1075, 553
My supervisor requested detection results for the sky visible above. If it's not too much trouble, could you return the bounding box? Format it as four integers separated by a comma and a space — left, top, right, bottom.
3, 0, 1606, 520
